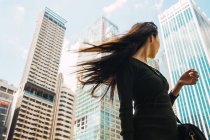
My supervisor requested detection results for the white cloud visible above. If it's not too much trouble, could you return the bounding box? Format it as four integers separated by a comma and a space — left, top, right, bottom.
154, 0, 164, 11
59, 38, 79, 93
15, 5, 25, 23
134, 0, 164, 11
103, 0, 128, 15
63, 37, 70, 51
59, 37, 70, 74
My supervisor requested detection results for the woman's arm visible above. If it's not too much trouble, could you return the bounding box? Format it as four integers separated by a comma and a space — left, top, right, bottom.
169, 81, 183, 105
116, 64, 134, 140
168, 69, 199, 105
170, 80, 183, 96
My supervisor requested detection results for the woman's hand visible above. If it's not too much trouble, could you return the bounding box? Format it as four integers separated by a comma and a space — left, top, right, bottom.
170, 69, 199, 97
178, 69, 199, 86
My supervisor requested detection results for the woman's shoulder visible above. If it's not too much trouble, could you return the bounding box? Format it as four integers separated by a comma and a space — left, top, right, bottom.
128, 57, 151, 71
117, 57, 149, 76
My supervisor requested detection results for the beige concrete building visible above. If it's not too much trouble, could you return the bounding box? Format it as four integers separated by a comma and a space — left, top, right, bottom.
0, 79, 17, 95
8, 7, 67, 140
0, 79, 17, 140
51, 74, 75, 140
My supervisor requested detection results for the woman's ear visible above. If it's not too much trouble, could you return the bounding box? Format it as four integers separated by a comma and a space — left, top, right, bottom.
149, 35, 154, 43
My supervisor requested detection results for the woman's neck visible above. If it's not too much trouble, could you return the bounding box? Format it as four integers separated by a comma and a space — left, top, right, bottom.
132, 55, 148, 64
132, 45, 149, 64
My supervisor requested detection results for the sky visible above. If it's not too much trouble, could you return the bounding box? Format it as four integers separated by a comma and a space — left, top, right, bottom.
0, 0, 209, 92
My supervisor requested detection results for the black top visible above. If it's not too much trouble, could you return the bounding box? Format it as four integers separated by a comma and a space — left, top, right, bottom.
116, 57, 179, 140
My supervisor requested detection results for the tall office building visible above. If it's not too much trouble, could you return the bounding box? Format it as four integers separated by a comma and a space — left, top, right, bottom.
74, 17, 122, 140
8, 7, 67, 140
159, 0, 210, 138
0, 79, 17, 140
51, 73, 75, 140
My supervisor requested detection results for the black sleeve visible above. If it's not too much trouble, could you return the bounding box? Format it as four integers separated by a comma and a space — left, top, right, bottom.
116, 64, 134, 140
168, 90, 179, 106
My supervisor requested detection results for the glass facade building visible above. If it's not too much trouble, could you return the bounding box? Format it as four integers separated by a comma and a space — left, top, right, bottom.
159, 0, 210, 138
74, 17, 123, 140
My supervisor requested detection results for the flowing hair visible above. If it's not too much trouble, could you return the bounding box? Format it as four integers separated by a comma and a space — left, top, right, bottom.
72, 22, 158, 104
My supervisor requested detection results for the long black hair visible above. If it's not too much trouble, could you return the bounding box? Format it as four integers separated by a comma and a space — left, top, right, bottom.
72, 22, 158, 104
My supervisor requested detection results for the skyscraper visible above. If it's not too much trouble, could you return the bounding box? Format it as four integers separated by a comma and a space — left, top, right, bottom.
51, 73, 75, 140
74, 17, 122, 140
0, 79, 17, 140
159, 0, 210, 138
9, 7, 67, 140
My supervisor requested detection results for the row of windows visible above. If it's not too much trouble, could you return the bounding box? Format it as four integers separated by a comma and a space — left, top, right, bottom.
24, 90, 54, 103
19, 109, 51, 125
28, 71, 56, 86
56, 128, 71, 134
60, 105, 72, 111
28, 73, 56, 88
61, 91, 74, 98
41, 22, 64, 34
60, 99, 73, 106
34, 48, 60, 66
35, 40, 61, 63
35, 41, 60, 63
14, 131, 48, 139
57, 118, 72, 124
60, 95, 74, 102
34, 49, 60, 66
58, 108, 72, 115
33, 48, 59, 72
30, 66, 57, 83
58, 113, 71, 119
44, 14, 66, 30
36, 35, 62, 56
16, 123, 49, 134
28, 78, 55, 92
33, 53, 58, 75
29, 70, 56, 85
22, 100, 52, 114
55, 133, 70, 139
40, 23, 64, 42
38, 31, 63, 51
56, 123, 70, 128
39, 24, 64, 40
0, 86, 15, 94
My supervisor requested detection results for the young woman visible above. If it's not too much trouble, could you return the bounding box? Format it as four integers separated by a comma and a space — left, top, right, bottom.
75, 22, 199, 140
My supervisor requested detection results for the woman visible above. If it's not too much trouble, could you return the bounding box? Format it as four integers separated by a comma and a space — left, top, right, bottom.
74, 22, 199, 140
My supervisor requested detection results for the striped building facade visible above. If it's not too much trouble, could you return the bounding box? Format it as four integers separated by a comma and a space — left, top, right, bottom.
159, 0, 210, 138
